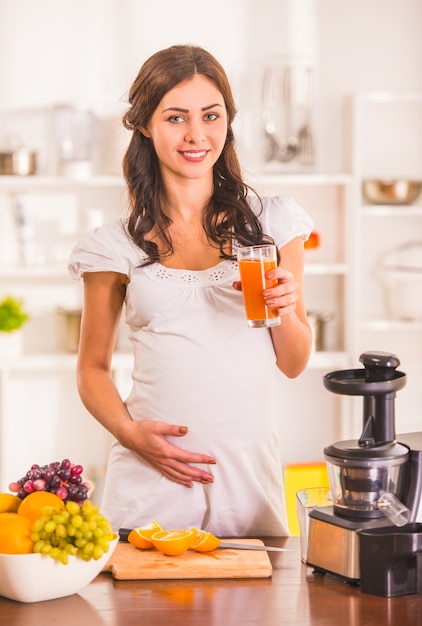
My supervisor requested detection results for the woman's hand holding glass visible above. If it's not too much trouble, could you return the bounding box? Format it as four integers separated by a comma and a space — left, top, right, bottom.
234, 265, 299, 320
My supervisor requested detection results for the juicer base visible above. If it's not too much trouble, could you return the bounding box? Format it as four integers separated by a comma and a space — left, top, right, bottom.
306, 506, 393, 582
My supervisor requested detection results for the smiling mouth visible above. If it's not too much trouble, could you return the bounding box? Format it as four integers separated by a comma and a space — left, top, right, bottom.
180, 150, 208, 160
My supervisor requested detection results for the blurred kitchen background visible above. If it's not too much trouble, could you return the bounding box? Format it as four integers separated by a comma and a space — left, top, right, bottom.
0, 0, 421, 501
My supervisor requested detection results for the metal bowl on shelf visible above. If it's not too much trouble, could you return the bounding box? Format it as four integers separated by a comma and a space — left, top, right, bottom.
0, 148, 37, 176
362, 179, 422, 205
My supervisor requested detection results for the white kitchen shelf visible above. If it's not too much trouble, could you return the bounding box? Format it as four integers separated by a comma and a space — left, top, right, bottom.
360, 319, 422, 332
0, 174, 124, 189
356, 92, 422, 104
0, 351, 133, 371
247, 172, 351, 186
304, 263, 348, 275
360, 205, 422, 217
0, 266, 69, 278
308, 351, 349, 369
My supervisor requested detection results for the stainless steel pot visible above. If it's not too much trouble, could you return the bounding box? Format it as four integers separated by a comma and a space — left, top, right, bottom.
362, 179, 422, 205
307, 311, 333, 351
57, 308, 81, 353
0, 147, 37, 175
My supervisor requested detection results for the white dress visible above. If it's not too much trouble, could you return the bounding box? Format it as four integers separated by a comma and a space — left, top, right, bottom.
68, 194, 313, 537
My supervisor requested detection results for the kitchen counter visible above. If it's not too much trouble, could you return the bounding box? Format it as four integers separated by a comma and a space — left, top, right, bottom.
0, 537, 421, 625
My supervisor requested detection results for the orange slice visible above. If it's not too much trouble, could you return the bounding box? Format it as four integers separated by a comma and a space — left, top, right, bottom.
151, 529, 195, 556
128, 520, 163, 549
189, 529, 221, 552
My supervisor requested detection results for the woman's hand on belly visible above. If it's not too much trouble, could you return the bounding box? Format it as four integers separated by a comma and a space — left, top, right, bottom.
118, 419, 216, 487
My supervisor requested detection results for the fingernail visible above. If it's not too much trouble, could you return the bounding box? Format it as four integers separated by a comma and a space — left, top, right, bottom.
179, 426, 188, 434
208, 459, 216, 464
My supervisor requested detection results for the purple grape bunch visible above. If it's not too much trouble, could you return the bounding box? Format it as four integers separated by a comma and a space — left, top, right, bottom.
9, 458, 90, 503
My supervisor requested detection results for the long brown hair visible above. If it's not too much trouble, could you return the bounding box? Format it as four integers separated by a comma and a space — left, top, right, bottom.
122, 44, 273, 264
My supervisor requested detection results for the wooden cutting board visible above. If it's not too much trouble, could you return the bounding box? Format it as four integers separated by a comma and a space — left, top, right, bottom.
103, 539, 272, 580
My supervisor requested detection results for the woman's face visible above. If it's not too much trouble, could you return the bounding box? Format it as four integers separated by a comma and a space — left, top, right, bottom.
141, 74, 228, 184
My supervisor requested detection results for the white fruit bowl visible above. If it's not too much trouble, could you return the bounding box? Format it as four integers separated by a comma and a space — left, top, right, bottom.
0, 537, 118, 603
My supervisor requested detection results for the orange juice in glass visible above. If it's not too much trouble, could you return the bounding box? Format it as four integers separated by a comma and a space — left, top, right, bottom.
237, 244, 281, 328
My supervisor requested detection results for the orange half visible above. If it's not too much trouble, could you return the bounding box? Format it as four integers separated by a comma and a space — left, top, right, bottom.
189, 529, 221, 552
151, 529, 195, 556
128, 520, 163, 550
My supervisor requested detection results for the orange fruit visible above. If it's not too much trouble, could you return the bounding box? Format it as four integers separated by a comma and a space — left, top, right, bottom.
0, 493, 22, 513
0, 512, 34, 554
151, 529, 195, 556
189, 529, 221, 553
17, 491, 65, 522
128, 520, 163, 550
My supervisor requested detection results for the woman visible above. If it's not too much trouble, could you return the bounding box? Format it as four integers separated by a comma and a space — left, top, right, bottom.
69, 44, 313, 537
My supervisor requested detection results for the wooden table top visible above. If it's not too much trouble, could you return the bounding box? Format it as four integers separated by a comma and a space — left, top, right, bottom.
0, 537, 421, 626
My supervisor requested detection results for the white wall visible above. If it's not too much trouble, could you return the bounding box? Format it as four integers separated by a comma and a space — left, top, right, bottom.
0, 0, 421, 173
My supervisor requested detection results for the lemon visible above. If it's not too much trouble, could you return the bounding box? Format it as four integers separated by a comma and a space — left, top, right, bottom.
0, 493, 22, 514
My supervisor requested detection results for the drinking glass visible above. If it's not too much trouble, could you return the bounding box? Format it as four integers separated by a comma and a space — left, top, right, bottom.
237, 244, 281, 328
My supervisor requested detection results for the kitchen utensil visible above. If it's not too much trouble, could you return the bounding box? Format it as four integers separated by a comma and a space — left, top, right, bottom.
262, 63, 315, 166
298, 67, 315, 166
362, 179, 422, 205
56, 307, 81, 353
262, 65, 298, 163
306, 351, 422, 582
0, 147, 37, 176
307, 311, 333, 352
218, 542, 290, 552
52, 103, 98, 177
104, 539, 273, 580
298, 123, 314, 166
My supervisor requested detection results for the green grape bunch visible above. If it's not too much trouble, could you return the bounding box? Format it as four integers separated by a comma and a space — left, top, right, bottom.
31, 500, 115, 565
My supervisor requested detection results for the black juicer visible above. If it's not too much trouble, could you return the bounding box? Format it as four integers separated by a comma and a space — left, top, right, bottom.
306, 351, 422, 582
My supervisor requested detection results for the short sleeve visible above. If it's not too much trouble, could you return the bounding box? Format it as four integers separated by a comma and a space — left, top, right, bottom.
249, 194, 314, 248
68, 219, 144, 280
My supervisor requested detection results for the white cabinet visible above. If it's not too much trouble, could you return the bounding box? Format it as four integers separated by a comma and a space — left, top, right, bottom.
351, 92, 422, 436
